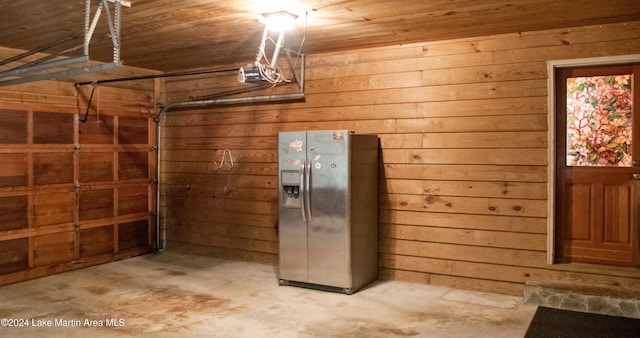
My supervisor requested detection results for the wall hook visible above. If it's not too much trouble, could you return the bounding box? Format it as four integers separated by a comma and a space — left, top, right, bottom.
214, 148, 235, 171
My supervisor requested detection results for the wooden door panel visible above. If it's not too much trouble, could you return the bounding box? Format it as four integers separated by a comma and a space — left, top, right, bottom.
561, 173, 638, 265
604, 184, 631, 244
566, 183, 592, 240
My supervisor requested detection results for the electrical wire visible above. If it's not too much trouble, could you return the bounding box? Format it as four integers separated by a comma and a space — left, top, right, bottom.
254, 28, 295, 84
257, 63, 289, 85
79, 85, 96, 123
95, 85, 100, 125
246, 11, 307, 86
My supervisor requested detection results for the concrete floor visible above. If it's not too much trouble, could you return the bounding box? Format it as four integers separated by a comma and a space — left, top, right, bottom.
0, 252, 537, 337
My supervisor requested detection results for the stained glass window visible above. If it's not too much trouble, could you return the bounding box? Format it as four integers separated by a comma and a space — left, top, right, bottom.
566, 75, 633, 166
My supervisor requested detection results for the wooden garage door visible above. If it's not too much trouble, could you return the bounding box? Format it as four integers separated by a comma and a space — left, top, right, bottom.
0, 104, 155, 284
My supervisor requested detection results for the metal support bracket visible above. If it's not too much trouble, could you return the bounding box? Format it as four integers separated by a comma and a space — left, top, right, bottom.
285, 49, 304, 93
0, 0, 131, 87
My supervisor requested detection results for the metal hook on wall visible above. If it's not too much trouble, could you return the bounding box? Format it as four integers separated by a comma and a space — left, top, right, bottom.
214, 148, 235, 171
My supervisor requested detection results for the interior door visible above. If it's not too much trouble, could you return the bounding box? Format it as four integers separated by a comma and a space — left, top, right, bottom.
555, 64, 640, 266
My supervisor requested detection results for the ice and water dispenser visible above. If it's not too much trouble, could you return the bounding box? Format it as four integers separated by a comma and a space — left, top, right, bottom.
281, 171, 301, 207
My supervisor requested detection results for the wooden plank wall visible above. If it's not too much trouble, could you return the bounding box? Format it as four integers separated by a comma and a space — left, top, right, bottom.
161, 21, 640, 295
0, 78, 157, 286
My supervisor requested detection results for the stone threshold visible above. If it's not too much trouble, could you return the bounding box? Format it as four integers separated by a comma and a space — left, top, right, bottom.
524, 281, 640, 319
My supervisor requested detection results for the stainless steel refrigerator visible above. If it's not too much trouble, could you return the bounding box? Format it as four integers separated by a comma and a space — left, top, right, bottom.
277, 130, 378, 294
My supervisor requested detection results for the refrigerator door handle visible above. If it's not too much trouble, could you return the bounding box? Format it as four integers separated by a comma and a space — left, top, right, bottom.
300, 158, 306, 221
305, 157, 312, 220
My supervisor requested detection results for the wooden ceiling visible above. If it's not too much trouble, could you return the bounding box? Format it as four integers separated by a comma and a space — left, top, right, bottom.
0, 0, 638, 73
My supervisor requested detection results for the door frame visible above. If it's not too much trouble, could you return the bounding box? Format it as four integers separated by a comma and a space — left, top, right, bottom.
547, 54, 640, 265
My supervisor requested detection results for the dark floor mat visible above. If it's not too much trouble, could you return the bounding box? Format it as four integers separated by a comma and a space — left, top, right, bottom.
525, 306, 640, 338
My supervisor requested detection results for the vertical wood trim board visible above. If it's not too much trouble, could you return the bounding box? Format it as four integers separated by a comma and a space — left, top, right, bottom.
161, 21, 640, 295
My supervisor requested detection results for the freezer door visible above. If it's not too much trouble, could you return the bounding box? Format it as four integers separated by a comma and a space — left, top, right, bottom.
306, 130, 352, 288
278, 131, 308, 282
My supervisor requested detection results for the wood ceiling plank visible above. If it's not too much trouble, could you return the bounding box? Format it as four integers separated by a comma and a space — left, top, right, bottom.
0, 0, 637, 71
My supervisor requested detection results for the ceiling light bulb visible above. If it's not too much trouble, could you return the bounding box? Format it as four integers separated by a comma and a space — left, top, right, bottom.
259, 11, 298, 31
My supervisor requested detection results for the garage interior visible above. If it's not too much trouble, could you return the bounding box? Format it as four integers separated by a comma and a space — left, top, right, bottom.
1, 0, 640, 336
